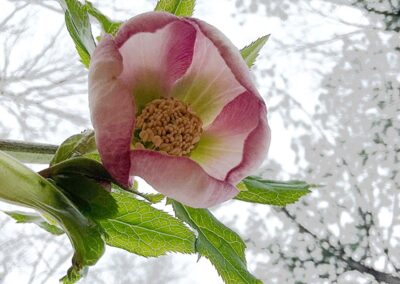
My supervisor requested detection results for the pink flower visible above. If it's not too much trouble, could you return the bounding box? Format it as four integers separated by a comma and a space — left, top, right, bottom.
89, 12, 271, 208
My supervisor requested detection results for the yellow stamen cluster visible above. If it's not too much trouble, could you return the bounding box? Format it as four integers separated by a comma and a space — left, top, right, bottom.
134, 97, 203, 156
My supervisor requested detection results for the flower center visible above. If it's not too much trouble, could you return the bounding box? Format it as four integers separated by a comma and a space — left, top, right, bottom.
134, 97, 203, 156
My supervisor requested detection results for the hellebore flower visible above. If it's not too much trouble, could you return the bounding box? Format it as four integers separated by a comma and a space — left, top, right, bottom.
89, 12, 271, 208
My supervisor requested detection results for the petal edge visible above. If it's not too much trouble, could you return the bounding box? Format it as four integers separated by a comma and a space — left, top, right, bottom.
89, 35, 135, 185
130, 150, 238, 208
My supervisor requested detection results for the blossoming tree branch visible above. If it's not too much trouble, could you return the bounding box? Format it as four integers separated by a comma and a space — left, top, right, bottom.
0, 0, 318, 283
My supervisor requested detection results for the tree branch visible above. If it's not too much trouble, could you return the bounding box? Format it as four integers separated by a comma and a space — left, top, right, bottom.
0, 140, 57, 164
281, 208, 400, 284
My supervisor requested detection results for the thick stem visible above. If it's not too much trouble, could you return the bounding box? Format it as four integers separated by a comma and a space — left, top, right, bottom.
0, 139, 57, 164
0, 151, 105, 266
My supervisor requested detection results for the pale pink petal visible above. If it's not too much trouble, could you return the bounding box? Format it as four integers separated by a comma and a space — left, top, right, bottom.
190, 91, 267, 181
188, 18, 261, 98
89, 35, 134, 186
227, 114, 271, 184
118, 20, 196, 111
114, 12, 177, 48
170, 22, 246, 126
184, 18, 271, 184
130, 150, 239, 208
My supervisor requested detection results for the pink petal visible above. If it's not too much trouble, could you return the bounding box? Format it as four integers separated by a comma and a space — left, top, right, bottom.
170, 21, 246, 126
186, 18, 271, 184
227, 113, 271, 184
188, 18, 262, 99
114, 12, 177, 48
118, 19, 196, 111
190, 91, 267, 181
130, 150, 239, 208
89, 35, 134, 186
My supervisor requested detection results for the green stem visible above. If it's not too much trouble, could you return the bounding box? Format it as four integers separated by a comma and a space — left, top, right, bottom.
0, 139, 57, 164
0, 151, 105, 267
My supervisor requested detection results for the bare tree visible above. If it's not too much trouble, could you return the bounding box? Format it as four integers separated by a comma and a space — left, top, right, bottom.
0, 1, 89, 142
232, 0, 400, 283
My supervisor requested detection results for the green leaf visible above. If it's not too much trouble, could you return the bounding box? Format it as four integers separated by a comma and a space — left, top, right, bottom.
51, 175, 118, 220
240, 35, 269, 68
98, 191, 195, 257
0, 151, 105, 283
84, 1, 122, 35
50, 171, 183, 256
141, 193, 165, 204
4, 211, 65, 235
59, 0, 96, 67
172, 201, 261, 284
61, 267, 88, 284
235, 176, 314, 206
51, 130, 97, 166
155, 0, 196, 17
43, 157, 112, 182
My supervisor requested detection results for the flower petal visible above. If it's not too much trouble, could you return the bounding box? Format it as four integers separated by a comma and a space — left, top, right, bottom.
89, 35, 134, 186
190, 91, 267, 180
114, 12, 177, 48
130, 150, 239, 208
170, 21, 246, 126
188, 18, 261, 98
227, 113, 271, 184
117, 15, 196, 112
186, 18, 271, 184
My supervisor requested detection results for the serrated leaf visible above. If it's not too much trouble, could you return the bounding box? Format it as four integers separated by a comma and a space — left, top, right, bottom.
155, 0, 195, 17
172, 201, 261, 284
51, 130, 96, 166
235, 176, 314, 206
84, 1, 122, 35
240, 35, 269, 68
4, 211, 65, 235
59, 0, 96, 67
98, 191, 195, 257
50, 172, 184, 255
0, 151, 105, 284
142, 193, 165, 204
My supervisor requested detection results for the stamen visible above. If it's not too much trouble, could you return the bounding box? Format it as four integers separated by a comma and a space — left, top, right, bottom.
134, 97, 203, 156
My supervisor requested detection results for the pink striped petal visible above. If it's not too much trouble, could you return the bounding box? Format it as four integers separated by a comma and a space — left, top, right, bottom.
117, 16, 196, 112
170, 21, 246, 126
190, 91, 268, 181
89, 35, 134, 186
130, 150, 239, 208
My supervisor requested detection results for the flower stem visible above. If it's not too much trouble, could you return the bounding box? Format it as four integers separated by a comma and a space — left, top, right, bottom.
0, 139, 58, 164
